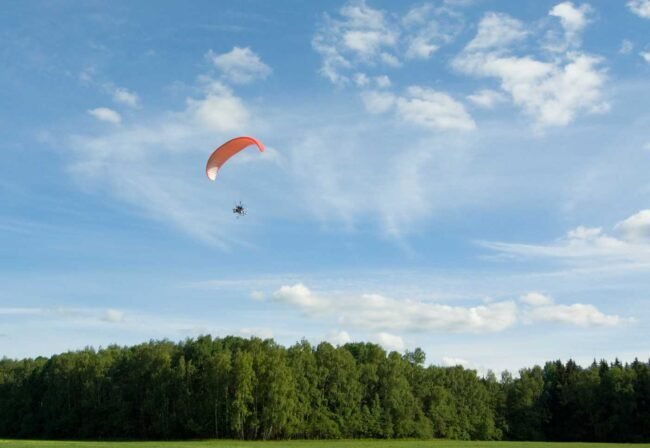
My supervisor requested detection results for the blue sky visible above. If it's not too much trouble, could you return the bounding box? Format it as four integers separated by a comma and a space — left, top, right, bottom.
2, 0, 650, 373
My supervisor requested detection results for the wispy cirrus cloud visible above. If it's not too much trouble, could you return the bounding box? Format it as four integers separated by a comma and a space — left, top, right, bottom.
68, 77, 277, 247
80, 67, 140, 108
481, 210, 650, 267
0, 306, 125, 324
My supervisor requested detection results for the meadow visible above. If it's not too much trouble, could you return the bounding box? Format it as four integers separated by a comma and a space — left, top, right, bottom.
2, 441, 650, 448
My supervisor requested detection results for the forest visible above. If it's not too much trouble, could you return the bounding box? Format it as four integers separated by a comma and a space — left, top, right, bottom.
0, 336, 648, 442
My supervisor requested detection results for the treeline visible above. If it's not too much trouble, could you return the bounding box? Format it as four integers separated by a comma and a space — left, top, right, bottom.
0, 336, 648, 442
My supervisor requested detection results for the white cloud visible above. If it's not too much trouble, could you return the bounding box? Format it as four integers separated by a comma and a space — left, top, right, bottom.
327, 330, 352, 345
518, 293, 627, 328
373, 332, 404, 351
442, 356, 471, 367
250, 290, 266, 300
405, 3, 464, 61
380, 52, 401, 67
207, 47, 271, 84
628, 0, 650, 19
102, 309, 125, 323
0, 307, 126, 325
615, 210, 650, 242
396, 86, 476, 131
525, 303, 626, 327
641, 52, 650, 63
549, 2, 592, 49
272, 283, 518, 333
360, 86, 475, 131
360, 90, 396, 114
313, 0, 463, 84
619, 39, 634, 55
112, 87, 140, 108
79, 68, 140, 108
354, 72, 370, 87
344, 30, 397, 57
186, 80, 249, 132
465, 12, 527, 51
405, 36, 440, 60
374, 75, 391, 88
481, 211, 650, 267
313, 0, 397, 85
239, 327, 274, 339
453, 8, 608, 128
67, 77, 270, 247
87, 107, 121, 124
466, 89, 507, 108
520, 292, 554, 307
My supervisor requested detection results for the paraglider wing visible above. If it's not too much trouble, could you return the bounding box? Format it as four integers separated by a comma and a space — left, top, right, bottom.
205, 136, 265, 181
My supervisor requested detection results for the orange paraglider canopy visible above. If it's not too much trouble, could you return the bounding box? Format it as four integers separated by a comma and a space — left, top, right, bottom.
205, 136, 265, 181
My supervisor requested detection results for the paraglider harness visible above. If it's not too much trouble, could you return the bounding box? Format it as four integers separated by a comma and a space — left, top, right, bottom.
233, 201, 246, 217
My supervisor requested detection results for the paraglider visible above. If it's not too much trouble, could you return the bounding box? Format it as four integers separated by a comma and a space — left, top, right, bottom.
206, 136, 265, 217
205, 136, 265, 181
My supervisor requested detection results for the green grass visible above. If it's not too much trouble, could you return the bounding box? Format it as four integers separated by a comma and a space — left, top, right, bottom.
1, 440, 649, 448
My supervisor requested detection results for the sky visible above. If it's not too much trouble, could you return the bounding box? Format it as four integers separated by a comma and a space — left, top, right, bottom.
1, 0, 650, 374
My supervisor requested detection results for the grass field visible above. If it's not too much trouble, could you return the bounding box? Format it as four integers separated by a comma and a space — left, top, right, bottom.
1, 440, 649, 448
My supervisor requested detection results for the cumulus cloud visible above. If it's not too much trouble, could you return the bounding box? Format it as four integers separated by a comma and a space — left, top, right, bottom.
466, 89, 507, 108
267, 284, 626, 335
186, 80, 249, 132
615, 210, 650, 242
374, 332, 405, 351
453, 7, 608, 128
361, 86, 475, 131
641, 52, 650, 63
465, 12, 527, 51
519, 292, 554, 307
396, 86, 476, 131
312, 0, 463, 85
207, 47, 272, 84
327, 330, 352, 345
628, 0, 650, 19
375, 75, 391, 88
313, 0, 398, 85
88, 107, 121, 124
519, 292, 626, 327
112, 87, 140, 108
442, 356, 471, 367
272, 283, 518, 333
524, 303, 626, 327
402, 3, 462, 60
361, 90, 396, 113
548, 2, 592, 50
